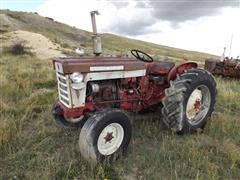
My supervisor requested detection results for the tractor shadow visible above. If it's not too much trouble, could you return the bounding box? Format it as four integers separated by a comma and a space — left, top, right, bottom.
128, 106, 168, 133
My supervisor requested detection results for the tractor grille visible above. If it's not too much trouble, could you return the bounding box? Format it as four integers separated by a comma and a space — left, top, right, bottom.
56, 72, 71, 107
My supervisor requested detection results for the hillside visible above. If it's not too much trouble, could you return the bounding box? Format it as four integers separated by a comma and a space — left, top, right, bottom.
2, 30, 63, 59
0, 9, 218, 62
1, 9, 239, 180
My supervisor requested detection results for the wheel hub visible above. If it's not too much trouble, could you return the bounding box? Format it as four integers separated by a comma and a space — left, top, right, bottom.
186, 89, 202, 119
97, 123, 124, 155
194, 99, 202, 110
104, 132, 114, 143
186, 85, 211, 125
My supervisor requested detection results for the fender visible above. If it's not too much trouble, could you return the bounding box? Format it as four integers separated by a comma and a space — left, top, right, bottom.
167, 62, 198, 82
59, 102, 94, 119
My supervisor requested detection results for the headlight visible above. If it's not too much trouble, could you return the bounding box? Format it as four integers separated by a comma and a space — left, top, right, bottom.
70, 72, 83, 83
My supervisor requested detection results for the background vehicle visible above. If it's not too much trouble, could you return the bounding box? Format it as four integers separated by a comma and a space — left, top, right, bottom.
205, 57, 240, 79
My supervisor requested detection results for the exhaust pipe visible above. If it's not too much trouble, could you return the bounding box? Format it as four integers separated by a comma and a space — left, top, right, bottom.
90, 11, 102, 56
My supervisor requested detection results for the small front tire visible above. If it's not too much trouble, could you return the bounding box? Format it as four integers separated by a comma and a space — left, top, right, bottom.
79, 109, 132, 163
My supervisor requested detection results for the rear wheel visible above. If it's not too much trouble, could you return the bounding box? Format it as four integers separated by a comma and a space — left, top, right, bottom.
79, 109, 132, 163
162, 69, 217, 134
52, 102, 87, 129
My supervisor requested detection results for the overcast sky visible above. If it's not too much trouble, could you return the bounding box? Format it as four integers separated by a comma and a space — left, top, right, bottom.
2, 0, 240, 57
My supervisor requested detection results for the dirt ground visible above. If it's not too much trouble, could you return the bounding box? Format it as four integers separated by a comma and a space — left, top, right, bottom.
4, 30, 63, 59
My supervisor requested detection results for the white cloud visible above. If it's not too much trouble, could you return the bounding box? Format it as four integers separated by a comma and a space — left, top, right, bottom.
38, 1, 240, 57
37, 0, 155, 34
38, 0, 115, 31
136, 7, 240, 57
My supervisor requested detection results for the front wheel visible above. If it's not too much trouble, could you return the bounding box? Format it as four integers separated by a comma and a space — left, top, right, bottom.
162, 69, 217, 134
52, 102, 87, 129
79, 109, 132, 163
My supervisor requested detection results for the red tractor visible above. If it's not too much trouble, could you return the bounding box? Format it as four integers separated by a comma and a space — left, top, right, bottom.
205, 57, 240, 79
52, 11, 217, 163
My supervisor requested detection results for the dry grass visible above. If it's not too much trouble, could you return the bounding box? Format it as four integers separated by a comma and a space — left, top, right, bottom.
0, 52, 239, 179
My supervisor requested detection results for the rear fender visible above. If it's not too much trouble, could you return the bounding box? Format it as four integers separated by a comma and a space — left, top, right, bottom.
167, 62, 198, 82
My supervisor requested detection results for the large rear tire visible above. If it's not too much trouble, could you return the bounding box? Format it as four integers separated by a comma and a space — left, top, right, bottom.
79, 109, 132, 163
162, 69, 217, 134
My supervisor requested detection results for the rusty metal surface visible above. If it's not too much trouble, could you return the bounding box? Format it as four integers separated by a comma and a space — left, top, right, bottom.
167, 62, 198, 82
205, 59, 240, 79
146, 61, 175, 75
53, 57, 146, 73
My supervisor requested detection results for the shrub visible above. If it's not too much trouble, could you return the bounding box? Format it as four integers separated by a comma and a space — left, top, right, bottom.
11, 41, 26, 55
62, 43, 70, 48
0, 28, 8, 33
61, 49, 74, 56
7, 13, 26, 22
46, 17, 54, 21
4, 41, 33, 56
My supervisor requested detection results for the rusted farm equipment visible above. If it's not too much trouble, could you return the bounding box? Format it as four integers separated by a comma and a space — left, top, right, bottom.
52, 11, 217, 163
205, 57, 240, 79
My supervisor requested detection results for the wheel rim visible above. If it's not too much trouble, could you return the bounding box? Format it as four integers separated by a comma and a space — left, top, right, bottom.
97, 123, 124, 156
66, 116, 84, 123
186, 85, 211, 125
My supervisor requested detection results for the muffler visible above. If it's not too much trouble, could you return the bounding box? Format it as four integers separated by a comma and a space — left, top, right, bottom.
90, 11, 102, 56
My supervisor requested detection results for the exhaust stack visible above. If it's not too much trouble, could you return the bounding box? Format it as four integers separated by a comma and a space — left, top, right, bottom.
91, 11, 101, 56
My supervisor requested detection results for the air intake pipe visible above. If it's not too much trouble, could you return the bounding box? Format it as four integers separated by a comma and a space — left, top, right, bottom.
90, 11, 102, 56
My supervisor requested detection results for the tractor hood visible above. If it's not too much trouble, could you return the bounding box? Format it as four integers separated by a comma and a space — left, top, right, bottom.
53, 57, 146, 74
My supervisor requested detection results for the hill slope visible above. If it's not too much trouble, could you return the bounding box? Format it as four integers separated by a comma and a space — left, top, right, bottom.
0, 9, 218, 61
2, 30, 63, 59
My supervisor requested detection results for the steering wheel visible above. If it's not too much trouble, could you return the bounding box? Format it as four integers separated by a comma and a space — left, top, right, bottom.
131, 49, 153, 62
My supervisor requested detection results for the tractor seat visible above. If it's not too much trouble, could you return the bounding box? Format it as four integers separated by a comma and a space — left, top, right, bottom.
147, 61, 175, 75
